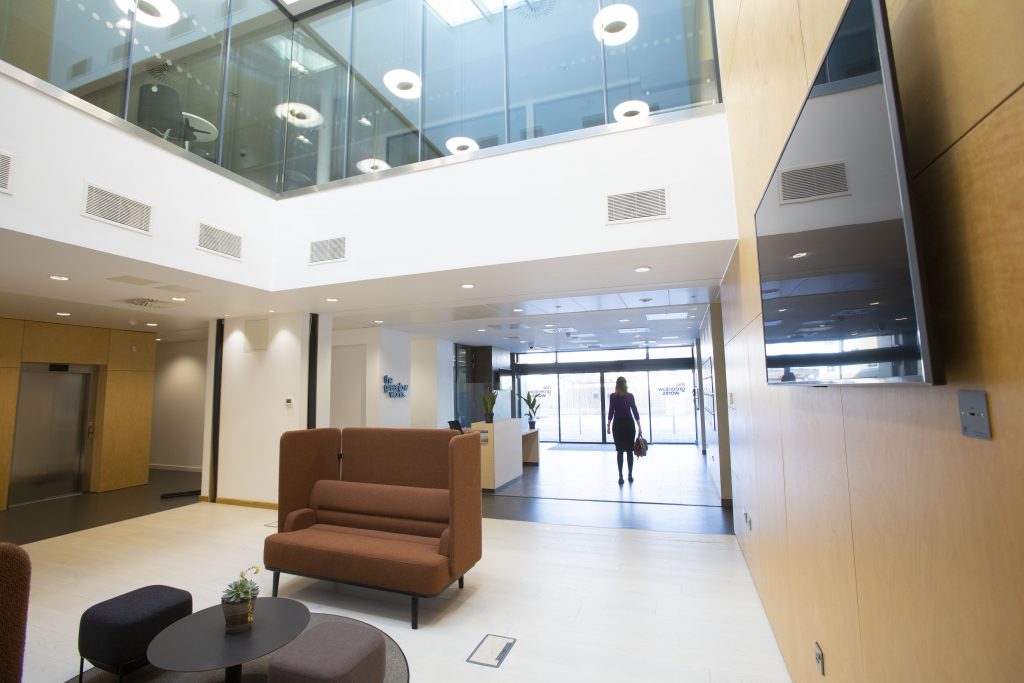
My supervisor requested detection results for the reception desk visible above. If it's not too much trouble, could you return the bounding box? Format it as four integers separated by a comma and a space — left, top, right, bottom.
471, 419, 523, 491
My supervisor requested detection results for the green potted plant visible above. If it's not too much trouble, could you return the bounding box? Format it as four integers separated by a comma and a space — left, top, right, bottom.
519, 391, 541, 430
482, 389, 498, 423
222, 566, 260, 633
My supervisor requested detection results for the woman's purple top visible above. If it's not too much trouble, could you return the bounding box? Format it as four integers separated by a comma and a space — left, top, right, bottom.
607, 392, 639, 422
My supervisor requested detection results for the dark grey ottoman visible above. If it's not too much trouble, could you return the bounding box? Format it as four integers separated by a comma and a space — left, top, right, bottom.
78, 585, 192, 681
269, 622, 386, 683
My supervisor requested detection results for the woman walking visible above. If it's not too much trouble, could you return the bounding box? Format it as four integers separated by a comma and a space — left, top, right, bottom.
607, 376, 642, 485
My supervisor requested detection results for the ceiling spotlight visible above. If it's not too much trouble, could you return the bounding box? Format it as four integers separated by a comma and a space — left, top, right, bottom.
791, 252, 808, 259
895, 316, 909, 321
56, 312, 71, 317
777, 308, 787, 312
171, 296, 186, 302
869, 301, 881, 306
373, 320, 384, 324
115, 0, 181, 28
356, 158, 390, 174
593, 3, 639, 46
382, 69, 422, 99
356, 116, 373, 127
273, 102, 324, 128
662, 336, 678, 340
634, 265, 651, 273
461, 284, 475, 289
614, 100, 650, 123
619, 319, 630, 323
155, 338, 162, 341
146, 323, 158, 327
295, 135, 312, 145
49, 275, 70, 281
445, 136, 480, 155
477, 328, 486, 332
544, 324, 554, 328
512, 308, 524, 313
326, 297, 339, 302
268, 310, 276, 313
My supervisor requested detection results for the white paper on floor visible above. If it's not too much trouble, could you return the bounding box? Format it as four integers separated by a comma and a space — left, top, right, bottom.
467, 634, 516, 668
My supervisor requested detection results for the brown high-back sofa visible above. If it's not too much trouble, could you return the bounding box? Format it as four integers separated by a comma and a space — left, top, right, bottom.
264, 427, 482, 628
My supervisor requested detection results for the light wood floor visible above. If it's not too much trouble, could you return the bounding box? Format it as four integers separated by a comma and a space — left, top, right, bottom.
21, 503, 790, 682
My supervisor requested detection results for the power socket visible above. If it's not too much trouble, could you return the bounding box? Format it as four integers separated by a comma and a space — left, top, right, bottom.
814, 642, 825, 676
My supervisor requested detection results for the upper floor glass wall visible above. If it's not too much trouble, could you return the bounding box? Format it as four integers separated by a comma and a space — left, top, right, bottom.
0, 0, 721, 193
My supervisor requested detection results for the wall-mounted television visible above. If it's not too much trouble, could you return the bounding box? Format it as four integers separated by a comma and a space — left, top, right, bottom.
753, 0, 941, 386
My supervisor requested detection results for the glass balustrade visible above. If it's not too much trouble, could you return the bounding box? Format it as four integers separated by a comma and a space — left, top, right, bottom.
0, 0, 721, 193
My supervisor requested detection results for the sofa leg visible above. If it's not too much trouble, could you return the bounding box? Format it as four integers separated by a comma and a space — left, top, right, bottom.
79, 658, 84, 682
459, 575, 464, 589
272, 571, 280, 597
411, 596, 419, 630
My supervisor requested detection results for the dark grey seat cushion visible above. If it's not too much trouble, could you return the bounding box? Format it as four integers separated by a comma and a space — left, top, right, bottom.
269, 621, 386, 683
79, 585, 192, 673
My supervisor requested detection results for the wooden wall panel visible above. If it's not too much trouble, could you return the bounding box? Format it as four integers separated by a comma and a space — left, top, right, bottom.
0, 318, 25, 367
108, 329, 157, 372
886, 0, 1024, 175
711, 0, 742, 86
796, 1, 848, 86
94, 371, 153, 491
21, 321, 109, 365
724, 323, 756, 568
0, 368, 21, 510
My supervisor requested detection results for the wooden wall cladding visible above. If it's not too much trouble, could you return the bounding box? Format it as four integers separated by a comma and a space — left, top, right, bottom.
714, 0, 1024, 679
0, 368, 21, 510
0, 319, 25, 367
94, 371, 154, 492
21, 321, 109, 365
108, 329, 157, 371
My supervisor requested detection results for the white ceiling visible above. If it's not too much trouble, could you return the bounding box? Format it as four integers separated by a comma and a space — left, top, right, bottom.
0, 228, 733, 350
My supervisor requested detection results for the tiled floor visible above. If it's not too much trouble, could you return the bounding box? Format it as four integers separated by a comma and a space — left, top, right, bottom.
20, 504, 789, 683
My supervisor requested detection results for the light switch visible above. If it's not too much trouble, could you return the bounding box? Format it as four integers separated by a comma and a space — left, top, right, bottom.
958, 390, 991, 440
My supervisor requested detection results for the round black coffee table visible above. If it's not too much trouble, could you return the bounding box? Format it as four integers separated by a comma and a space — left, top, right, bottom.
148, 597, 309, 683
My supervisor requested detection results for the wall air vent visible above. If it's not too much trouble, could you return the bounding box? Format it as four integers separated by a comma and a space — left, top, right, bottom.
83, 185, 152, 233
197, 223, 242, 260
607, 188, 668, 224
310, 237, 346, 264
779, 161, 849, 203
0, 151, 11, 194
121, 297, 173, 309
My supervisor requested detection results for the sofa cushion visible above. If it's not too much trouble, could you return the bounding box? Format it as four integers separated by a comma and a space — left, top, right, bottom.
264, 527, 451, 596
310, 480, 449, 537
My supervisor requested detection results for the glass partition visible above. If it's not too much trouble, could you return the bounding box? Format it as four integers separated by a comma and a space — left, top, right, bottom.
519, 373, 559, 441
559, 372, 602, 442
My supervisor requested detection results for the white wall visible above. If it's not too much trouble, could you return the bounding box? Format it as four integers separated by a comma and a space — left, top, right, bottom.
330, 344, 366, 431
411, 338, 454, 429
330, 327, 412, 428
151, 339, 207, 471
217, 313, 309, 503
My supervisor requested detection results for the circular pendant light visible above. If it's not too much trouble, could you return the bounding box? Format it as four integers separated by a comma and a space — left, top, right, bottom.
593, 4, 639, 47
383, 69, 422, 100
273, 102, 324, 129
613, 99, 650, 123
115, 0, 181, 28
445, 136, 480, 155
356, 158, 391, 174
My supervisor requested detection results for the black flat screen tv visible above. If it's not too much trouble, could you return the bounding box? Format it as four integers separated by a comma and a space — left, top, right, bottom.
753, 0, 940, 386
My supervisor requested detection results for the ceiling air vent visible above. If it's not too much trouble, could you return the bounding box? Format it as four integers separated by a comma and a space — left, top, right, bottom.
607, 188, 668, 224
83, 185, 152, 233
197, 223, 242, 260
121, 297, 173, 309
779, 161, 849, 203
0, 151, 11, 194
310, 237, 346, 264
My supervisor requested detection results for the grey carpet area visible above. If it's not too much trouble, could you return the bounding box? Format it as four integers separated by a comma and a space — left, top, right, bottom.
70, 612, 409, 682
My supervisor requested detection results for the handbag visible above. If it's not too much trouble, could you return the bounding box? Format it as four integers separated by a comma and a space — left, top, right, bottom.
633, 435, 648, 457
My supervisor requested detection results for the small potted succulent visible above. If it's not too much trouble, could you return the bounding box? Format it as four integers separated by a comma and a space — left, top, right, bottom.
222, 566, 260, 633
519, 391, 541, 430
482, 389, 498, 423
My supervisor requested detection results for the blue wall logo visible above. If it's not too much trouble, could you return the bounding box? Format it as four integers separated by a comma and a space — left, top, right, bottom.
382, 375, 409, 398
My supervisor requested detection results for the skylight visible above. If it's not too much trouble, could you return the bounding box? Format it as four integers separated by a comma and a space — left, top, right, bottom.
424, 0, 528, 27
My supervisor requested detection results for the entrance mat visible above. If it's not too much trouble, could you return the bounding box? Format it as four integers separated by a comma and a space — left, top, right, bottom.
70, 612, 409, 682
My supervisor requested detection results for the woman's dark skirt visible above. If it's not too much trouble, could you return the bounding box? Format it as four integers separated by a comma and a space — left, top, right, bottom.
612, 418, 636, 452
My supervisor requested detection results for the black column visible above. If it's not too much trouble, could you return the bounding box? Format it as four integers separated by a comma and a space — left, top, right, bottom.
307, 313, 319, 429
210, 318, 225, 502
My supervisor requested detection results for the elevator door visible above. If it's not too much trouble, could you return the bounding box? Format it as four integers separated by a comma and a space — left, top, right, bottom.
8, 364, 94, 506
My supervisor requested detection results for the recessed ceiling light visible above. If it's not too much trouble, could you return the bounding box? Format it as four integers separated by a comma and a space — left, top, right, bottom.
295, 135, 312, 145
155, 338, 162, 341
224, 314, 230, 318
273, 102, 324, 128
326, 297, 339, 303
446, 136, 480, 154
544, 324, 555, 328
146, 323, 158, 327
619, 319, 630, 323
518, 340, 528, 344
634, 334, 641, 338
56, 312, 71, 317
382, 69, 421, 99
619, 327, 650, 334
268, 310, 275, 313
461, 284, 475, 289
477, 328, 486, 332
634, 265, 651, 273
373, 320, 384, 324
869, 301, 881, 306
356, 116, 373, 127
646, 312, 688, 321
49, 275, 70, 281
777, 308, 787, 312
171, 296, 187, 302
662, 336, 678, 340
614, 100, 650, 123
895, 316, 908, 321
593, 3, 639, 46
791, 252, 808, 259
512, 308, 524, 313
115, 0, 181, 28
356, 158, 390, 174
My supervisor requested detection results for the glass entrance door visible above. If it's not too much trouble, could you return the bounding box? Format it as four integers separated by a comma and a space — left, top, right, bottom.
649, 370, 697, 443
558, 373, 602, 442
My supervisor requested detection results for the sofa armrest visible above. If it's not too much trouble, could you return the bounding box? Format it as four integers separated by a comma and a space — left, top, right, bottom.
448, 432, 483, 578
282, 507, 316, 533
439, 528, 451, 557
